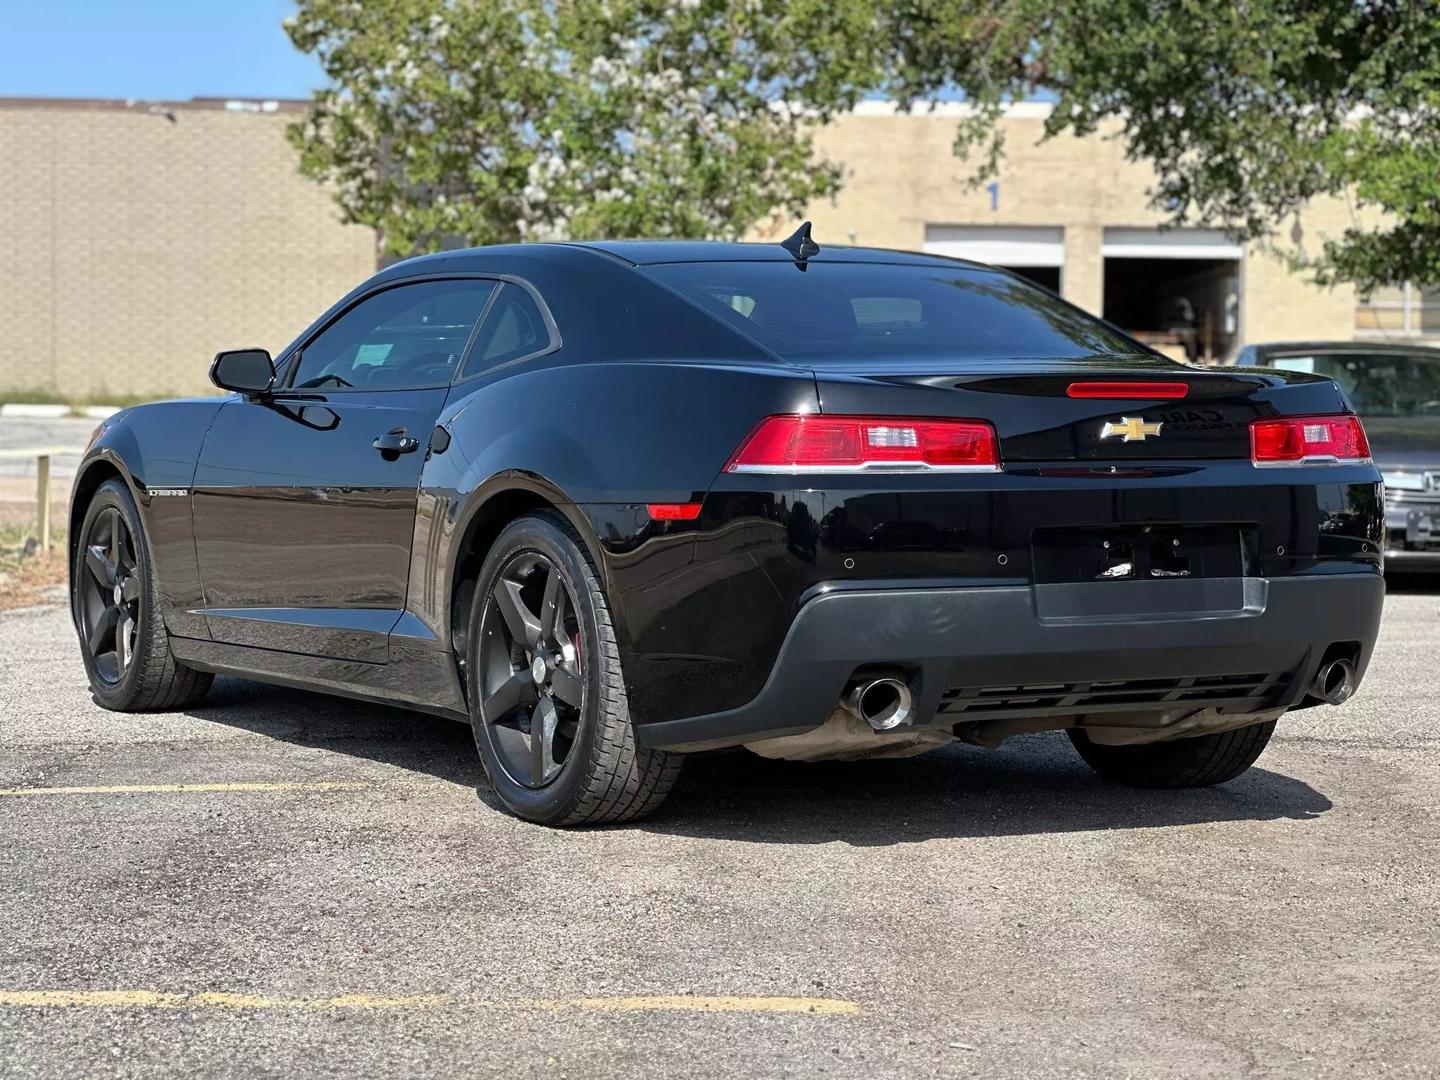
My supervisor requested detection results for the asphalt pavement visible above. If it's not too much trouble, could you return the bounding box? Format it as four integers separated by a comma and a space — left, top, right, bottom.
1, 585, 1437, 1078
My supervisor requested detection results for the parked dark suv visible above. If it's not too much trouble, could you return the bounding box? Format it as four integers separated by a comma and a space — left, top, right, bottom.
1235, 341, 1440, 572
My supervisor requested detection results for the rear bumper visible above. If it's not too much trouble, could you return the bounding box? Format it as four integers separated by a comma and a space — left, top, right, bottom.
635, 572, 1384, 751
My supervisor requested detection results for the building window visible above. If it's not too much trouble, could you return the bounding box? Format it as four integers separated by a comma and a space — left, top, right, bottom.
1355, 283, 1440, 337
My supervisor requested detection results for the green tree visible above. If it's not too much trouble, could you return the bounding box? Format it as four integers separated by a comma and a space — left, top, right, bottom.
885, 0, 1440, 290
284, 0, 883, 257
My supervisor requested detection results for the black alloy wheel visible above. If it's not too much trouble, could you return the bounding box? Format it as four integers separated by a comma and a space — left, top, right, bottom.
476, 551, 585, 788
72, 478, 212, 712
77, 505, 142, 685
466, 511, 682, 826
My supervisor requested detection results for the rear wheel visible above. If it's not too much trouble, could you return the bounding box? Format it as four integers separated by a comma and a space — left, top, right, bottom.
468, 511, 682, 825
73, 479, 212, 711
1067, 721, 1277, 788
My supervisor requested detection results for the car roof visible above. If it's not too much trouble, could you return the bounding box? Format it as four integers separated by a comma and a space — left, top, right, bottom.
377, 239, 992, 276
1246, 340, 1440, 359
561, 239, 988, 269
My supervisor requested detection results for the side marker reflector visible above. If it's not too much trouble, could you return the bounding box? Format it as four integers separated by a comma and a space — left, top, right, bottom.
646, 503, 703, 521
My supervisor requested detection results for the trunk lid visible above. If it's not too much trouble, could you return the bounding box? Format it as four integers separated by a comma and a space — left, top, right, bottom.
810, 359, 1352, 462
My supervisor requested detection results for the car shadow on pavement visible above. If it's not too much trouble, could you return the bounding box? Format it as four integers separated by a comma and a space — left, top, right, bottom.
644, 734, 1333, 845
186, 676, 485, 788
1385, 573, 1440, 595
186, 680, 1331, 843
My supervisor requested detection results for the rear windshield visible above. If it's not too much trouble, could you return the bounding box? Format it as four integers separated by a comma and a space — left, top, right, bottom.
644, 261, 1138, 361
1266, 352, 1440, 419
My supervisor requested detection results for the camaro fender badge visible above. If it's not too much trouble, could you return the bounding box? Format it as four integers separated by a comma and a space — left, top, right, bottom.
147, 487, 190, 497
1100, 417, 1164, 443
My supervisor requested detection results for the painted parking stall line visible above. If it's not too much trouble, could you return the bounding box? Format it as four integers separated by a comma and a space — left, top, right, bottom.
0, 781, 375, 797
0, 990, 862, 1016
529, 996, 862, 1015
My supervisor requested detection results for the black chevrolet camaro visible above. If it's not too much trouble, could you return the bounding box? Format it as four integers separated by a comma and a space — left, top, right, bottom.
69, 230, 1385, 825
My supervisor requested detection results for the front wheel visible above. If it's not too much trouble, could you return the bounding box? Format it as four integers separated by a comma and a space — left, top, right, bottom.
468, 511, 682, 826
1068, 721, 1277, 788
72, 478, 212, 711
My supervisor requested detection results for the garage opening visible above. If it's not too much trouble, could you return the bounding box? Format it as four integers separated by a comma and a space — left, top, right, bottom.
1102, 229, 1241, 363
925, 226, 1064, 295
1006, 265, 1061, 293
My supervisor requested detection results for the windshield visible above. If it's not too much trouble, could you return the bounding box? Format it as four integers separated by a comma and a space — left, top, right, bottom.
645, 261, 1141, 362
1267, 352, 1440, 418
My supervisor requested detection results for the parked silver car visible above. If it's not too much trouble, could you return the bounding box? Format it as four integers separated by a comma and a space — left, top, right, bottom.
1235, 341, 1440, 572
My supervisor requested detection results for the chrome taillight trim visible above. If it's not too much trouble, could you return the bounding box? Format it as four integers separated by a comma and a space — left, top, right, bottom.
725, 461, 1003, 474
1252, 455, 1373, 469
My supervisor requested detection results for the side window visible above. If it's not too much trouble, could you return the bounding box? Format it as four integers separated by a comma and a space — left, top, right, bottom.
290, 280, 494, 391
462, 283, 553, 377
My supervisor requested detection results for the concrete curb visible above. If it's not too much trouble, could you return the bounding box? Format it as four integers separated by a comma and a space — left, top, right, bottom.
0, 404, 122, 419
0, 404, 69, 419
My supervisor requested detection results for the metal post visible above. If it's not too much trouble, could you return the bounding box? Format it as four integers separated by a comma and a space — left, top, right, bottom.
36, 454, 51, 553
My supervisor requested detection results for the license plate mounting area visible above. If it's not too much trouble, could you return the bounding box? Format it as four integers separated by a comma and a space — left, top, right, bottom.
1031, 524, 1258, 585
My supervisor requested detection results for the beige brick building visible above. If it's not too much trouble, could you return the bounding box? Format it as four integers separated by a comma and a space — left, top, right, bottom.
1, 97, 1429, 401
764, 103, 1437, 363
0, 97, 375, 399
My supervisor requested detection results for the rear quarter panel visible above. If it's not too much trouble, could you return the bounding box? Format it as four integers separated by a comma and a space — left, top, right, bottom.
410, 359, 818, 669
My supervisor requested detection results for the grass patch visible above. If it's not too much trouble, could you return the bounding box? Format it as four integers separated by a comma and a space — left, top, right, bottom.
0, 524, 69, 611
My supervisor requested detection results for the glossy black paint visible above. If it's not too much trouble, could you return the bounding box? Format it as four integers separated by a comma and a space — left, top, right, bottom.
70, 399, 225, 641
191, 387, 450, 660
69, 242, 1386, 743
602, 465, 1382, 726
632, 573, 1384, 751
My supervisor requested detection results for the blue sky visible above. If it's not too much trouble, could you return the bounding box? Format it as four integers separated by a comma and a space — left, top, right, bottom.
0, 1, 322, 101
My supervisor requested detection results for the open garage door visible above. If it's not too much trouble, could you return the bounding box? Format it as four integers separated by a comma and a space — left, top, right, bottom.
925, 225, 1064, 293
1102, 228, 1242, 363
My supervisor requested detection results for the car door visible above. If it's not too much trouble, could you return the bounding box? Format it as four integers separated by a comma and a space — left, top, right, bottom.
191, 277, 495, 662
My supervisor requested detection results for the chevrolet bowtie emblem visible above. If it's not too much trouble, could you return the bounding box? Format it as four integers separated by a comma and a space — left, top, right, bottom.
1100, 417, 1164, 443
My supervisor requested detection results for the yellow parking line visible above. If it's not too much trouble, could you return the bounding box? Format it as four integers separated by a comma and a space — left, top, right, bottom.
0, 782, 372, 797
0, 990, 448, 1010
0, 990, 861, 1016
190, 992, 455, 1010
536, 995, 862, 1015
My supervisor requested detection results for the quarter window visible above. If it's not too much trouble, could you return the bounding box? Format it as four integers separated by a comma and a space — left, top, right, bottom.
290, 280, 494, 391
462, 283, 552, 376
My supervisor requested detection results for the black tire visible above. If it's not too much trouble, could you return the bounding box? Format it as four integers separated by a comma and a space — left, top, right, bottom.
72, 478, 213, 711
467, 510, 682, 826
1067, 721, 1277, 788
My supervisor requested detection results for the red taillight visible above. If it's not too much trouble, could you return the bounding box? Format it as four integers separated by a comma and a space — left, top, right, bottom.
724, 415, 1000, 472
646, 502, 703, 521
1250, 415, 1371, 464
1066, 381, 1190, 399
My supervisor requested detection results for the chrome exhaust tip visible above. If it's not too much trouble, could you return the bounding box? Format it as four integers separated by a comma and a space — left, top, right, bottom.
1311, 658, 1356, 706
844, 677, 914, 731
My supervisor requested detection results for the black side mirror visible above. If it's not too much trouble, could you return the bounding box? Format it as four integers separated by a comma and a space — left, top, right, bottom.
210, 348, 275, 395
